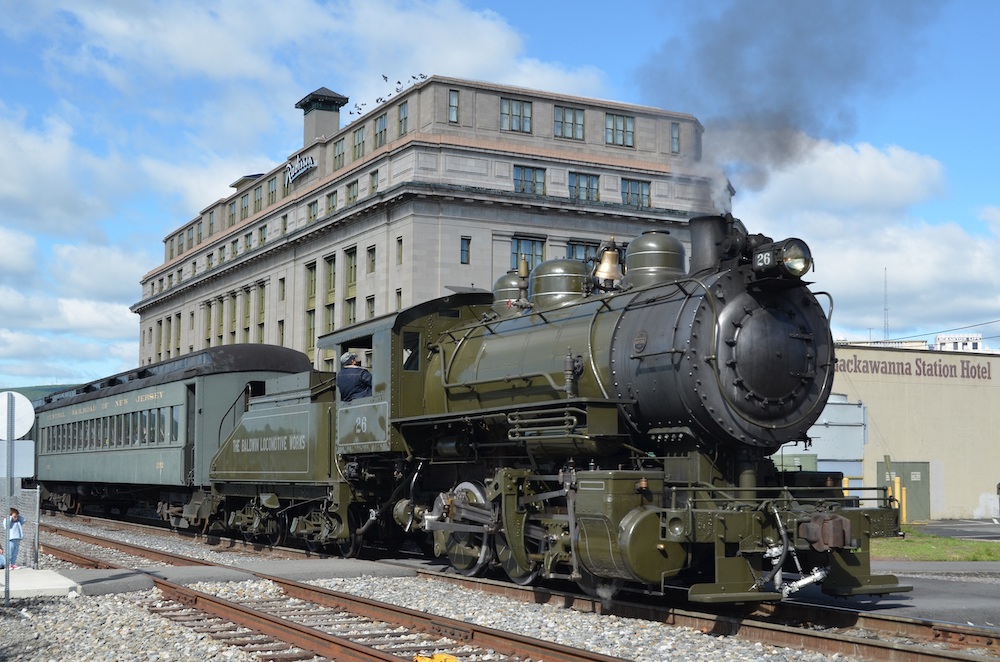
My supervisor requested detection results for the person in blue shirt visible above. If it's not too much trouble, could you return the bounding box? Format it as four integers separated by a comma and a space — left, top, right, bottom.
337, 352, 372, 402
4, 508, 24, 569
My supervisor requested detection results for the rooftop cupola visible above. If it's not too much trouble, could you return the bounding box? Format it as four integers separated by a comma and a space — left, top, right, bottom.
296, 87, 349, 146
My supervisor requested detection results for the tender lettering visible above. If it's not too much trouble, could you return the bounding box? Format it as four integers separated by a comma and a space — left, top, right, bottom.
233, 434, 308, 453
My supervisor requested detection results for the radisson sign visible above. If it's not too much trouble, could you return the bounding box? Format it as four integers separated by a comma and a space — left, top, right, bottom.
285, 154, 316, 187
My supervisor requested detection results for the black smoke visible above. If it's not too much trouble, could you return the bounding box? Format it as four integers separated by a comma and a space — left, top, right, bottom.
636, 0, 946, 195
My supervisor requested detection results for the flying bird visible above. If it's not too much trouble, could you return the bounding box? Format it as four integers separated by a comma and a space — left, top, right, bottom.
382, 74, 388, 82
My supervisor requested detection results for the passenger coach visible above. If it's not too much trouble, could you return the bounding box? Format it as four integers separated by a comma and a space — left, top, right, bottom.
33, 345, 311, 517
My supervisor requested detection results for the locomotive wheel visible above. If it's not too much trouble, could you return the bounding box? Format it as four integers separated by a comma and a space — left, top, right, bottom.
445, 481, 493, 576
494, 528, 542, 586
577, 564, 624, 601
301, 506, 332, 552
337, 507, 363, 558
262, 511, 287, 546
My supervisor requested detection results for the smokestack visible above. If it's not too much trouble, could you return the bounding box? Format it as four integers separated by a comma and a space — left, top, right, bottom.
295, 87, 349, 147
687, 215, 728, 275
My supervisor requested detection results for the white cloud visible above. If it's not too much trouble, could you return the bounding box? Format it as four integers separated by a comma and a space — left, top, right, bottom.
744, 141, 946, 227
0, 107, 125, 236
56, 299, 139, 339
737, 141, 1000, 343
0, 227, 38, 282
51, 243, 151, 303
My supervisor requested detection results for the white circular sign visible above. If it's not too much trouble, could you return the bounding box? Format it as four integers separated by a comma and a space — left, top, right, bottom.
0, 391, 35, 440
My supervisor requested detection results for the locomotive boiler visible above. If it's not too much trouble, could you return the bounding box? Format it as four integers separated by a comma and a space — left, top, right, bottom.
208, 213, 908, 603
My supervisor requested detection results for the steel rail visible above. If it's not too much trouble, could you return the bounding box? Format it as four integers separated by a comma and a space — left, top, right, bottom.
42, 520, 999, 661
41, 523, 216, 566
42, 533, 624, 661
411, 566, 998, 662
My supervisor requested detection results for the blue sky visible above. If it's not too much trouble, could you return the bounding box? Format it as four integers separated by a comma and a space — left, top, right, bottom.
1, 0, 998, 387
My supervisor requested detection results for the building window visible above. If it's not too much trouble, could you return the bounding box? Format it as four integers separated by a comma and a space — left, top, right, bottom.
325, 303, 336, 333
554, 106, 584, 140
278, 277, 286, 301
196, 222, 203, 244
500, 98, 532, 133
396, 236, 403, 265
306, 262, 317, 306
374, 113, 388, 148
398, 101, 408, 135
186, 227, 193, 250
345, 247, 357, 290
567, 241, 599, 262
346, 180, 359, 204
344, 298, 357, 325
605, 113, 635, 147
267, 177, 277, 204
671, 122, 680, 154
258, 226, 266, 245
352, 127, 365, 160
243, 233, 252, 251
326, 191, 337, 213
277, 319, 284, 346
369, 170, 378, 194
396, 289, 402, 311
569, 172, 600, 202
228, 202, 236, 227
367, 245, 376, 274
325, 255, 336, 298
513, 165, 545, 195
281, 214, 288, 235
366, 295, 375, 320
460, 236, 471, 264
307, 200, 319, 223
175, 234, 182, 256
208, 210, 215, 235
448, 89, 459, 123
621, 178, 651, 207
253, 185, 262, 212
333, 138, 345, 170
206, 253, 214, 269
511, 237, 545, 270
240, 193, 249, 219
230, 239, 238, 258
218, 247, 226, 264
306, 310, 315, 351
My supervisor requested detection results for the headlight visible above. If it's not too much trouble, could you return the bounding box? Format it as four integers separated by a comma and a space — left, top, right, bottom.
752, 238, 812, 278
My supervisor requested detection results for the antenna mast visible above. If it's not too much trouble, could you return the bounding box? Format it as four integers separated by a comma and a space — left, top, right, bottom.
883, 267, 889, 340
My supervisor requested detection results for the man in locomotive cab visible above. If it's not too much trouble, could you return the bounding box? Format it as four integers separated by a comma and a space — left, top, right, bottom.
337, 351, 372, 401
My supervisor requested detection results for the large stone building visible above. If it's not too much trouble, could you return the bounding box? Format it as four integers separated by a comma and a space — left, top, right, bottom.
131, 76, 725, 370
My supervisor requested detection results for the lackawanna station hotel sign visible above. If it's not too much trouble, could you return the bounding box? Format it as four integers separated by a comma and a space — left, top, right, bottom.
836, 352, 993, 380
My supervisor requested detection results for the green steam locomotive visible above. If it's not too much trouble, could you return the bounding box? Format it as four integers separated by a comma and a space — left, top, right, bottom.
36, 214, 909, 603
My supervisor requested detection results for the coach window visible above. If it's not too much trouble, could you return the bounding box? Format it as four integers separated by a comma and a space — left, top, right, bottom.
171, 406, 180, 443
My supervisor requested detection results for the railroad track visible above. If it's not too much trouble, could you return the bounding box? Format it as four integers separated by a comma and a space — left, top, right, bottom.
41, 519, 1000, 661
41, 530, 623, 662
417, 570, 1000, 661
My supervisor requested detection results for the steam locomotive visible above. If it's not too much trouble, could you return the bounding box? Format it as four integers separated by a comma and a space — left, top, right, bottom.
34, 214, 909, 603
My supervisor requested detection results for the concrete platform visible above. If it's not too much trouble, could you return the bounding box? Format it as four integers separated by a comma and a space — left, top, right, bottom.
0, 568, 81, 598
0, 557, 418, 599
